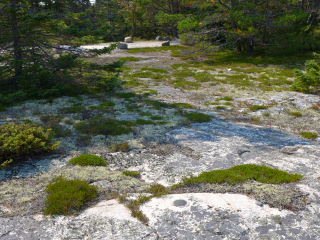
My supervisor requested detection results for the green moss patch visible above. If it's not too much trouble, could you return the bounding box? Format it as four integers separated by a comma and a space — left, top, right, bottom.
173, 164, 302, 187
68, 154, 106, 166
249, 105, 268, 111
43, 176, 98, 215
300, 132, 317, 139
183, 112, 212, 122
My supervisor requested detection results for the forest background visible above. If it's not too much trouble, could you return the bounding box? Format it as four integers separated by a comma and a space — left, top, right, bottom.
1, 0, 320, 107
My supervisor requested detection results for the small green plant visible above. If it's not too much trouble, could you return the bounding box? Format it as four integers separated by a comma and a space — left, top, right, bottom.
122, 170, 141, 178
300, 132, 317, 139
147, 183, 171, 197
68, 154, 106, 166
119, 57, 140, 62
291, 53, 320, 93
172, 164, 302, 188
249, 105, 268, 111
126, 194, 151, 223
0, 123, 60, 169
109, 142, 130, 152
43, 176, 98, 215
183, 112, 212, 122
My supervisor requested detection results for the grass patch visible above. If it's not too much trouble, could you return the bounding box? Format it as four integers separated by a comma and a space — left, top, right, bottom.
119, 57, 140, 62
75, 116, 134, 136
122, 170, 141, 178
43, 176, 98, 215
183, 112, 212, 122
172, 164, 302, 188
123, 80, 145, 87
142, 99, 171, 110
300, 132, 317, 139
215, 106, 226, 110
68, 154, 106, 166
59, 103, 83, 114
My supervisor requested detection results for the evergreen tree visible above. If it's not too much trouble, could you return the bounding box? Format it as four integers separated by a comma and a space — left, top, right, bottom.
0, 1, 121, 105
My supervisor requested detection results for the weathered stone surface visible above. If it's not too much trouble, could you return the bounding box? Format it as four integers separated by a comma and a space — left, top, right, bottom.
162, 36, 171, 41
124, 37, 133, 43
118, 42, 128, 49
155, 36, 162, 41
162, 41, 170, 46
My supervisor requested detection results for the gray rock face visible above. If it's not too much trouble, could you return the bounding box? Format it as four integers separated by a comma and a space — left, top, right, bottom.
162, 41, 170, 46
124, 37, 133, 43
162, 36, 171, 41
118, 42, 128, 49
155, 36, 162, 41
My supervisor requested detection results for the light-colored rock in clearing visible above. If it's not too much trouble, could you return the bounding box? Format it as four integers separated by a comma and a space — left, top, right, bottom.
125, 37, 133, 43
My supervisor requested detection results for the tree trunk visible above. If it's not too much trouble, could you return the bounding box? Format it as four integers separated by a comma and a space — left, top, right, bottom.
10, 1, 22, 83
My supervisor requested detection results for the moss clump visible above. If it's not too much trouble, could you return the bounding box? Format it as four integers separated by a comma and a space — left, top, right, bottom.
0, 122, 60, 169
173, 164, 302, 187
300, 132, 317, 139
68, 154, 106, 166
75, 116, 134, 136
43, 176, 98, 215
249, 105, 268, 111
183, 112, 212, 122
122, 170, 141, 178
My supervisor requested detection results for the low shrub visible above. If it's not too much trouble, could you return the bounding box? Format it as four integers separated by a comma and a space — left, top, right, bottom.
172, 164, 302, 187
43, 176, 98, 215
147, 183, 171, 197
68, 154, 106, 166
0, 122, 60, 169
